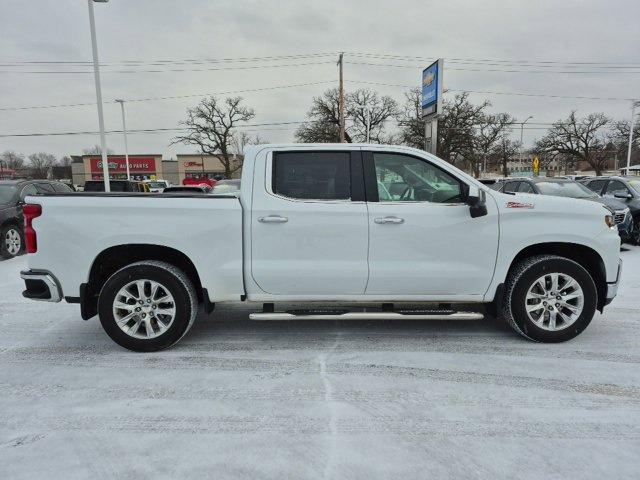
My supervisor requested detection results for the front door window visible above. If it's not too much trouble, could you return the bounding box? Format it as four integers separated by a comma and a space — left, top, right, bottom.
373, 153, 463, 203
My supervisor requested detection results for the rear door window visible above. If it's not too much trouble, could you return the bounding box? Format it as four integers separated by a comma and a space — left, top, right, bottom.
585, 179, 605, 194
20, 183, 38, 200
272, 152, 350, 200
517, 182, 535, 193
503, 181, 520, 194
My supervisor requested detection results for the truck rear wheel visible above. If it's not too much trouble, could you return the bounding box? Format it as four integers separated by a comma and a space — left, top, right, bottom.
501, 255, 597, 342
98, 261, 198, 351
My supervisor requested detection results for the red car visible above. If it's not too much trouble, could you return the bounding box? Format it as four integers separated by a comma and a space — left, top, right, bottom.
182, 177, 217, 188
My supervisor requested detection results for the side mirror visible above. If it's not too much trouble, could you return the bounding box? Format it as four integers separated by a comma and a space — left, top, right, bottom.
466, 185, 488, 218
614, 191, 633, 200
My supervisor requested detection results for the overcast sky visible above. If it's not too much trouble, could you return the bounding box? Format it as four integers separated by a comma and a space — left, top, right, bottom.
1, 0, 639, 159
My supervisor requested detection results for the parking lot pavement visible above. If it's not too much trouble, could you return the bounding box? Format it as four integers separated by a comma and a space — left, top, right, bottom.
0, 249, 639, 479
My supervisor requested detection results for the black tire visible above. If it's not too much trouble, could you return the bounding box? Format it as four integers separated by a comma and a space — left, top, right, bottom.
501, 255, 597, 343
98, 261, 198, 352
1, 224, 23, 259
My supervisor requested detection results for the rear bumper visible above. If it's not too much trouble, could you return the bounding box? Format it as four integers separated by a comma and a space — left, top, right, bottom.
604, 259, 622, 306
20, 269, 62, 303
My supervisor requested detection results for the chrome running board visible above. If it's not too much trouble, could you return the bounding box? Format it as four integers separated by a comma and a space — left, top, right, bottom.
249, 311, 484, 321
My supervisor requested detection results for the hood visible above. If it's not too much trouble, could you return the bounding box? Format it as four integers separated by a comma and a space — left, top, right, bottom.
586, 196, 627, 212
490, 191, 612, 217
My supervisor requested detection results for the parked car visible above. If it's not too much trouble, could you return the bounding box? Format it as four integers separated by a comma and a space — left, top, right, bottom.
581, 176, 640, 244
183, 177, 217, 188
493, 177, 633, 242
0, 179, 73, 259
144, 179, 170, 193
163, 186, 211, 194
20, 144, 621, 351
84, 180, 146, 193
210, 179, 241, 195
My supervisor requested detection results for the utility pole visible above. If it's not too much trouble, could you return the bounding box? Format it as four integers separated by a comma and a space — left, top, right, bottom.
519, 116, 533, 173
337, 53, 346, 143
87, 0, 111, 192
625, 100, 639, 174
115, 99, 130, 180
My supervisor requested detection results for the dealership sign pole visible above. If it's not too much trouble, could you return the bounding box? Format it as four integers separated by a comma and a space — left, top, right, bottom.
421, 59, 443, 156
115, 99, 131, 180
87, 0, 111, 192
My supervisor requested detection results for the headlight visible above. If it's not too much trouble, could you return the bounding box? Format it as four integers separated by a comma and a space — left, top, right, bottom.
605, 215, 616, 228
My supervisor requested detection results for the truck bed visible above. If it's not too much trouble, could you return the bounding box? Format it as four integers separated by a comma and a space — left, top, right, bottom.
24, 193, 245, 302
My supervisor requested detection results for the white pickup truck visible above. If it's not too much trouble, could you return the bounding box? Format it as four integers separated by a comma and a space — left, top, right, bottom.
20, 144, 622, 351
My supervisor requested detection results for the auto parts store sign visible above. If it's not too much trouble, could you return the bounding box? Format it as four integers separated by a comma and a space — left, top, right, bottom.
89, 156, 156, 173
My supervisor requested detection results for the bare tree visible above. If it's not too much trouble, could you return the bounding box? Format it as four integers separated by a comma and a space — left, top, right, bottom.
470, 112, 516, 176
396, 88, 424, 149
535, 112, 611, 175
0, 150, 25, 170
346, 89, 398, 143
295, 88, 397, 143
232, 132, 269, 155
58, 155, 73, 167
172, 96, 255, 178
490, 138, 522, 177
28, 152, 57, 179
438, 93, 488, 169
610, 118, 640, 167
82, 145, 114, 155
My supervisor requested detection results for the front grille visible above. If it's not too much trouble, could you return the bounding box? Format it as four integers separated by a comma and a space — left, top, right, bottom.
614, 211, 626, 224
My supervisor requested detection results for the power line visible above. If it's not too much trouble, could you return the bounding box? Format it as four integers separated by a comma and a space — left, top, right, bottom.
0, 60, 334, 75
347, 80, 639, 102
346, 60, 640, 74
347, 52, 640, 67
0, 80, 336, 111
0, 52, 339, 66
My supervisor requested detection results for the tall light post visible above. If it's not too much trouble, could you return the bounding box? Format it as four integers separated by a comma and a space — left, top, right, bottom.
115, 99, 131, 180
625, 100, 640, 174
88, 0, 110, 191
519, 116, 533, 172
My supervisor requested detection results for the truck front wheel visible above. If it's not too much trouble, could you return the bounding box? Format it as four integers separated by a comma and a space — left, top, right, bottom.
98, 261, 198, 351
502, 255, 597, 342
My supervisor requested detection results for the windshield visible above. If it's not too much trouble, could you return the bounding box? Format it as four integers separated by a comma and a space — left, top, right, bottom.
627, 179, 640, 196
0, 185, 17, 204
536, 181, 598, 199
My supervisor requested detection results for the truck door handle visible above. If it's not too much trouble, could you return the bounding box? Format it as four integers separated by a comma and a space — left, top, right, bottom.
258, 215, 288, 224
374, 216, 404, 224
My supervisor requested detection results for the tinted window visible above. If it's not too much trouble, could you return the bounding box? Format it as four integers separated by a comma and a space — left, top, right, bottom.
0, 185, 17, 204
53, 183, 73, 193
585, 179, 605, 193
373, 153, 462, 203
36, 182, 55, 193
20, 184, 38, 200
503, 182, 519, 194
273, 152, 350, 200
517, 182, 535, 193
604, 180, 630, 197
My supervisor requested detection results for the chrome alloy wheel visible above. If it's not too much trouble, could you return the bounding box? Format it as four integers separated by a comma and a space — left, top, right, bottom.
112, 279, 176, 339
5, 228, 21, 255
525, 273, 584, 331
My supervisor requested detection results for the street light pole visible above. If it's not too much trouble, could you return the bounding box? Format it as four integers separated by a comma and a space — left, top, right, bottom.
520, 116, 533, 172
625, 100, 639, 174
115, 99, 130, 180
87, 0, 110, 192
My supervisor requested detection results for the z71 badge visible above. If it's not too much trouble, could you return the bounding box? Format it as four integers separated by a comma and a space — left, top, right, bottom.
506, 201, 535, 209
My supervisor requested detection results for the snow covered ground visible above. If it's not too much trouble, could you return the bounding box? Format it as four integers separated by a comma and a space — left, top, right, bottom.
1, 248, 639, 479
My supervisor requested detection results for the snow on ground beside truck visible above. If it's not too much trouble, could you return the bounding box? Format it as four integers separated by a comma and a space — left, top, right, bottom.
1, 248, 640, 478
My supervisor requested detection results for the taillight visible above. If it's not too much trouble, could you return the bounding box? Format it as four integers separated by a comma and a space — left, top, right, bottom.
23, 204, 42, 253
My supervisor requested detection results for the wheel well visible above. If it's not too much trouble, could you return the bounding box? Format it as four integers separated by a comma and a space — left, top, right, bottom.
82, 244, 203, 319
508, 242, 607, 311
